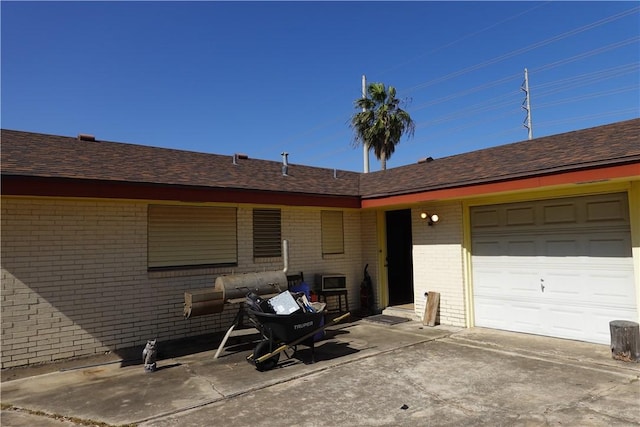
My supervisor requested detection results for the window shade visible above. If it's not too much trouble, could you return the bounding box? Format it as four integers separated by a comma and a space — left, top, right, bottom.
148, 205, 237, 269
253, 208, 282, 258
321, 210, 344, 255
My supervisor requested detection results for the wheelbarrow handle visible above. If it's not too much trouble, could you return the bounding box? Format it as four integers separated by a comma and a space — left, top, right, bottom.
250, 312, 350, 363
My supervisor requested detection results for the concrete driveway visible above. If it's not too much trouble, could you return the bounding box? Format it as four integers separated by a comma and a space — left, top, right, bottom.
2, 318, 639, 426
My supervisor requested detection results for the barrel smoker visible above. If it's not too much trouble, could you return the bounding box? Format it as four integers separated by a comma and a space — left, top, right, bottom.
183, 241, 291, 358
183, 270, 289, 358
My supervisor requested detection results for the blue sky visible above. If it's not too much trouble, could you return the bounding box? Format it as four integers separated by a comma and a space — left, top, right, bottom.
2, 1, 638, 172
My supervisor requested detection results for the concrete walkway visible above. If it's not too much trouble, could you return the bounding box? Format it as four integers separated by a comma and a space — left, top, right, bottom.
2, 319, 639, 426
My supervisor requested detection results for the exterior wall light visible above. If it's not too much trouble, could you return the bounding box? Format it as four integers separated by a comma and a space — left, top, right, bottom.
420, 212, 440, 226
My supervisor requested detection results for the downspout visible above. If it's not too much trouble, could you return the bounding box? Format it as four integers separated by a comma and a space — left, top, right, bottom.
282, 239, 289, 275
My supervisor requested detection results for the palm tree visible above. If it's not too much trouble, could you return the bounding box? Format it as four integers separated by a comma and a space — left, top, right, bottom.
351, 82, 415, 170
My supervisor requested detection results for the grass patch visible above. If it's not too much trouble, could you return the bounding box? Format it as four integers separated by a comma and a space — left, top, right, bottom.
1, 403, 137, 427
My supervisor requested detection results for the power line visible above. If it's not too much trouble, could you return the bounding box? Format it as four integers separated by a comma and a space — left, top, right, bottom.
306, 28, 640, 158
379, 1, 553, 77
412, 63, 637, 130
536, 108, 639, 128
411, 72, 522, 112
271, 6, 639, 168
533, 63, 639, 91
532, 36, 640, 74
535, 85, 639, 108
401, 6, 639, 95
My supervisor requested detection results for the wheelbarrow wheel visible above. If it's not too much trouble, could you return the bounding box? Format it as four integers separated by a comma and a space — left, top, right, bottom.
254, 340, 280, 371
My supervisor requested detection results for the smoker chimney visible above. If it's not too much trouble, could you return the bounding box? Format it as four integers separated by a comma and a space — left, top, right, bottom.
281, 152, 289, 176
77, 134, 95, 142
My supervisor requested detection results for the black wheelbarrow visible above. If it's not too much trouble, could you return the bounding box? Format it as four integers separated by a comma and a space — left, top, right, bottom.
246, 309, 350, 371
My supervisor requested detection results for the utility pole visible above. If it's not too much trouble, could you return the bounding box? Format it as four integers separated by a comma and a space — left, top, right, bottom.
362, 74, 370, 173
521, 68, 533, 140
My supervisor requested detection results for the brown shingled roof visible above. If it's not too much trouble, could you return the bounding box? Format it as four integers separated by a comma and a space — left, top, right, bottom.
359, 118, 640, 198
0, 130, 361, 197
2, 119, 639, 202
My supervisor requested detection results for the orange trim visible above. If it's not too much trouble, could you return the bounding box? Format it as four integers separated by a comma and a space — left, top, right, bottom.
361, 163, 640, 208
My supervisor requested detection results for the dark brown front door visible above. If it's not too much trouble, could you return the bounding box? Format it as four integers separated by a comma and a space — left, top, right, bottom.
385, 209, 414, 306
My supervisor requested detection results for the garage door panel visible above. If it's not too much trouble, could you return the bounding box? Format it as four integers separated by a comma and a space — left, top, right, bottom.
547, 304, 628, 342
506, 206, 535, 225
473, 239, 539, 256
475, 298, 544, 332
586, 199, 627, 221
589, 268, 637, 307
473, 241, 503, 256
472, 193, 636, 345
544, 239, 578, 256
508, 240, 537, 256
476, 258, 635, 307
543, 275, 581, 299
511, 303, 543, 331
472, 262, 509, 293
472, 209, 500, 228
546, 306, 586, 334
510, 277, 540, 297
587, 234, 632, 257
577, 261, 635, 306
473, 297, 509, 329
543, 203, 576, 224
474, 261, 539, 297
590, 308, 637, 343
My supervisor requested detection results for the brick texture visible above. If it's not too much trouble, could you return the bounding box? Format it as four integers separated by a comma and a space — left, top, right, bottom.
411, 203, 466, 327
1, 197, 471, 368
1, 198, 365, 367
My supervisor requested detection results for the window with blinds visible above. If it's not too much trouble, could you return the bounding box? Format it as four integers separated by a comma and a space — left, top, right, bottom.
253, 208, 282, 258
321, 210, 344, 255
148, 205, 237, 269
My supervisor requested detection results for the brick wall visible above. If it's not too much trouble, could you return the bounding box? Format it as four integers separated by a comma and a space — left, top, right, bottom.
281, 209, 363, 311
1, 198, 364, 368
411, 202, 466, 326
360, 210, 381, 309
2, 198, 148, 367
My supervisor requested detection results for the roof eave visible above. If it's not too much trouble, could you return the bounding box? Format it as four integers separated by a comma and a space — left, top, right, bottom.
361, 157, 640, 200
0, 175, 362, 209
361, 161, 640, 208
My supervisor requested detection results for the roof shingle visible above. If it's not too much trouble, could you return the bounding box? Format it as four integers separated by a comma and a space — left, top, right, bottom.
359, 118, 640, 198
0, 130, 361, 197
2, 118, 638, 201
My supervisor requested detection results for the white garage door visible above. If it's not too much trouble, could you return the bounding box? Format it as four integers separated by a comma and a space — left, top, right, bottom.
471, 193, 637, 344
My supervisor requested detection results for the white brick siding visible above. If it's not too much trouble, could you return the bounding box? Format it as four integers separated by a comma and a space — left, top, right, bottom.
360, 210, 381, 309
411, 203, 466, 327
1, 196, 470, 368
1, 198, 364, 367
281, 209, 363, 311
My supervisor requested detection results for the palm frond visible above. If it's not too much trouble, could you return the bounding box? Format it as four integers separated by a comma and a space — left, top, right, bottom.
350, 82, 416, 169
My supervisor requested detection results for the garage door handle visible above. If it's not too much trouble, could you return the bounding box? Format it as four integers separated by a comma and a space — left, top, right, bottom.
540, 279, 545, 293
